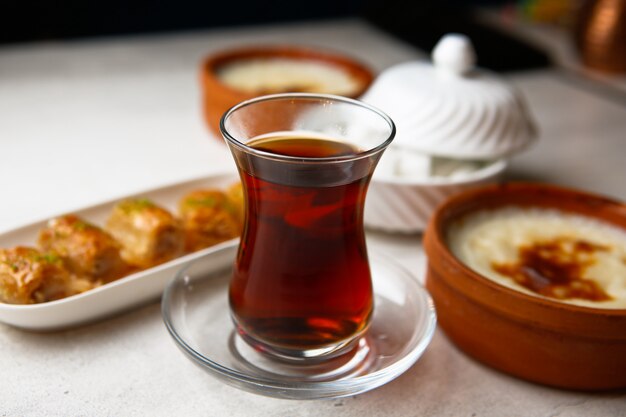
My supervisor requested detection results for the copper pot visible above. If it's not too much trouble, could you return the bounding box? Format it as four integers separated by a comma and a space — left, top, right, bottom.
575, 0, 626, 74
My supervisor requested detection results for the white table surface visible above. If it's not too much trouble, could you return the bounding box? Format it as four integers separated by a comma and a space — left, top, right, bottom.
1, 18, 625, 416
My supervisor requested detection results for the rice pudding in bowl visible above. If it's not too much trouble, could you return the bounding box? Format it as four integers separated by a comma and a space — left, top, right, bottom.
201, 46, 373, 136
217, 59, 364, 96
423, 182, 626, 390
448, 207, 626, 309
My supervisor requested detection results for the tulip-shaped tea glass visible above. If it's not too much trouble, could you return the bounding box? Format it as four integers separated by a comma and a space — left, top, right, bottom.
221, 93, 395, 362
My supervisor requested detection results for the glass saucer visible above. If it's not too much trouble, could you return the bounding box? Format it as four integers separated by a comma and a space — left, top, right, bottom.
162, 244, 436, 400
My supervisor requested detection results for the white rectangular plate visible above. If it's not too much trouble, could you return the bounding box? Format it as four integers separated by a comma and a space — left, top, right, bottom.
0, 172, 240, 331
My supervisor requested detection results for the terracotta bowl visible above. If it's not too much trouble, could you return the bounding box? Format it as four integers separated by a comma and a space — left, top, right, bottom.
423, 182, 626, 390
200, 45, 374, 138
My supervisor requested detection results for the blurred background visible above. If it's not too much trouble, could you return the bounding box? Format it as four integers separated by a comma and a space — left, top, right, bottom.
3, 0, 572, 72
9, 0, 626, 75
3, 1, 499, 43
1, 0, 624, 230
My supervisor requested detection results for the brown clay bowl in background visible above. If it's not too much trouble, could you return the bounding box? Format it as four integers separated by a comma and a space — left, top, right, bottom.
423, 182, 626, 390
200, 45, 374, 138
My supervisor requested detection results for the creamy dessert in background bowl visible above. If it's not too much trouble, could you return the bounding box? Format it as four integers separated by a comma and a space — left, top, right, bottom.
423, 182, 626, 390
200, 45, 373, 137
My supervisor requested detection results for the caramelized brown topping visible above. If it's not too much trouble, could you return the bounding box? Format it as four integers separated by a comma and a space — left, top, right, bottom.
492, 237, 613, 302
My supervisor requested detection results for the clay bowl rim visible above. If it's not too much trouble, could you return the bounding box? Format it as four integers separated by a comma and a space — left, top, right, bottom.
424, 182, 626, 338
200, 44, 375, 99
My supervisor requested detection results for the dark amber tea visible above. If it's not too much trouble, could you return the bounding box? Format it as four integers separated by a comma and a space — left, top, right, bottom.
229, 134, 375, 356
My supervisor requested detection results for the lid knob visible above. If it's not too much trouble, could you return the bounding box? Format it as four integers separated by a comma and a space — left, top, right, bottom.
362, 33, 537, 159
432, 33, 476, 76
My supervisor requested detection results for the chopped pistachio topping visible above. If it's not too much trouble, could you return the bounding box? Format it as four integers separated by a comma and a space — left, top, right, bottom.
10, 263, 19, 272
119, 198, 156, 213
186, 196, 218, 208
73, 220, 94, 231
0, 251, 62, 269
35, 253, 62, 265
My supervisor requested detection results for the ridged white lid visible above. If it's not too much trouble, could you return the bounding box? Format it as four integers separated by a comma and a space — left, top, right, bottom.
362, 34, 537, 159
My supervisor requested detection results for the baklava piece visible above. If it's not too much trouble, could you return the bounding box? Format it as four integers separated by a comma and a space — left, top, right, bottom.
0, 246, 91, 304
106, 199, 184, 268
226, 182, 245, 225
179, 189, 242, 252
38, 215, 128, 283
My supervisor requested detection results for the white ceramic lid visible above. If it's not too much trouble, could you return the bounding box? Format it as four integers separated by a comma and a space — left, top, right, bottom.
362, 34, 537, 159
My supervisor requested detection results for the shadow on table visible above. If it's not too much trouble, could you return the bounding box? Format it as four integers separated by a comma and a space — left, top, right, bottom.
2, 300, 163, 352
502, 167, 551, 184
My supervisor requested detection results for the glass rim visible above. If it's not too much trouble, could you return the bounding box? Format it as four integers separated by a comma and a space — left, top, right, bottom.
219, 93, 396, 164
